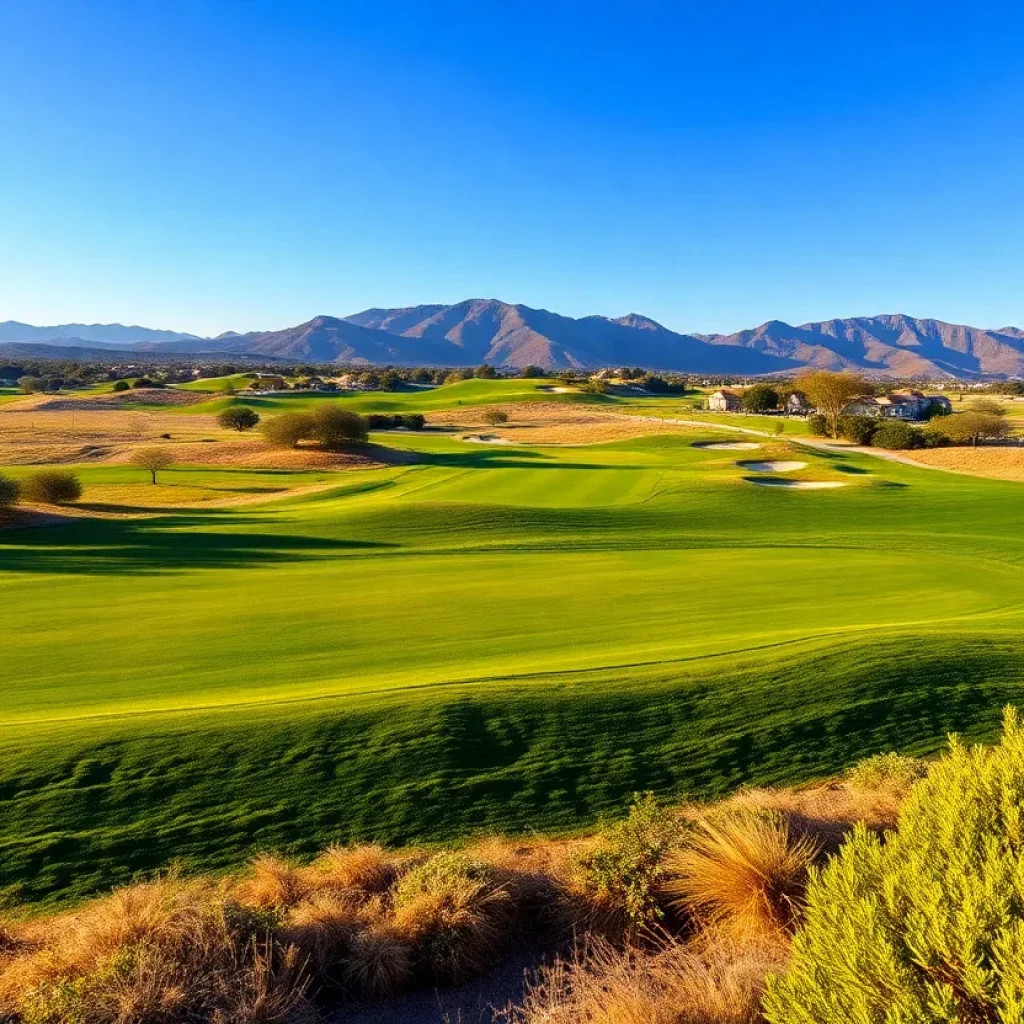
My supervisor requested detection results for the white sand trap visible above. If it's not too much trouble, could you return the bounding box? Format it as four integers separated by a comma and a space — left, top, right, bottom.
462, 434, 515, 445
539, 385, 571, 393
694, 441, 761, 451
736, 460, 807, 472
747, 478, 846, 489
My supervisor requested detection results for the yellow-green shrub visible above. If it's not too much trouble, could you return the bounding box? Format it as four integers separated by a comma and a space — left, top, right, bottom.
765, 707, 1024, 1023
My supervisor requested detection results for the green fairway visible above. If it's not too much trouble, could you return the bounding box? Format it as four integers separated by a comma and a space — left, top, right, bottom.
3, 430, 1024, 903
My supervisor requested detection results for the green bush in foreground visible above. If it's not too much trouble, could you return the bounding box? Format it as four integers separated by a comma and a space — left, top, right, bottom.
846, 751, 929, 795
20, 469, 82, 505
872, 420, 924, 450
765, 707, 1024, 1023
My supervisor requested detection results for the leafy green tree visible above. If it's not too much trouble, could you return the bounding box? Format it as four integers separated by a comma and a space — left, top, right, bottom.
217, 407, 261, 432
262, 411, 315, 448
742, 384, 779, 413
797, 371, 867, 438
838, 414, 878, 445
401, 413, 426, 430
17, 376, 43, 394
473, 364, 497, 379
112, 380, 131, 393
766, 707, 1024, 1024
519, 365, 545, 378
310, 406, 368, 448
938, 411, 1012, 446
379, 370, 401, 391
872, 421, 924, 450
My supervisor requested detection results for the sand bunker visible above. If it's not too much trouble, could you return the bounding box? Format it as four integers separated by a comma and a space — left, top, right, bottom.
694, 441, 761, 451
462, 434, 515, 445
538, 386, 571, 393
736, 460, 807, 472
747, 478, 846, 489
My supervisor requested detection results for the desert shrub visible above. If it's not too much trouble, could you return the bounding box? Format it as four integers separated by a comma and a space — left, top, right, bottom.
312, 844, 395, 896
217, 406, 261, 431
838, 414, 878, 445
20, 469, 82, 504
392, 853, 511, 983
570, 793, 688, 936
664, 810, 818, 938
401, 413, 426, 430
0, 473, 19, 511
765, 707, 1024, 1023
309, 406, 368, 448
277, 894, 361, 979
484, 408, 509, 426
111, 380, 130, 393
871, 420, 923, 450
345, 925, 412, 998
806, 413, 827, 435
261, 411, 315, 448
236, 854, 308, 909
845, 751, 928, 795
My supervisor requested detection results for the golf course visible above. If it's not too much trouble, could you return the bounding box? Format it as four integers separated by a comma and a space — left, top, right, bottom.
2, 379, 1024, 905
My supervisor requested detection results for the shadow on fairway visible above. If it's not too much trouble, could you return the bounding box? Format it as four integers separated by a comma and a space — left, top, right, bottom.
0, 512, 393, 576
415, 448, 644, 470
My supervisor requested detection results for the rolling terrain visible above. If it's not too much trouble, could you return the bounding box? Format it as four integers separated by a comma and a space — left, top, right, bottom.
3, 388, 1024, 904
6, 305, 1024, 373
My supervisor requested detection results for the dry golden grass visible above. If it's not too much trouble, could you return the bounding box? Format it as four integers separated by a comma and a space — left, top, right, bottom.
427, 403, 695, 445
663, 812, 818, 938
236, 854, 308, 910
344, 924, 413, 999
501, 932, 784, 1024
900, 444, 1024, 481
310, 844, 396, 897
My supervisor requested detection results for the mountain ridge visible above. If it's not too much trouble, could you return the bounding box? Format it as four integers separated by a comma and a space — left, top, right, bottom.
4, 305, 1024, 376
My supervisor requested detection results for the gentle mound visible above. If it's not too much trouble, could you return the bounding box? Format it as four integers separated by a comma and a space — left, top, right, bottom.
694, 441, 761, 450
746, 478, 845, 489
736, 460, 807, 472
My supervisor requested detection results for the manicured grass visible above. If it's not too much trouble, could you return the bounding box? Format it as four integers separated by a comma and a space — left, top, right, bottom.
3, 431, 1024, 904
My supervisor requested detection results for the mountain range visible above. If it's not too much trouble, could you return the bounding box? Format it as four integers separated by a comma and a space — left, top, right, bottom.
4, 303, 1024, 377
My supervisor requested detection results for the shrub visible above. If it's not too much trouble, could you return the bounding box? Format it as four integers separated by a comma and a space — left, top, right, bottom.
310, 406, 368, 448
845, 751, 928, 795
570, 793, 687, 936
261, 411, 315, 448
393, 853, 511, 983
936, 410, 1013, 446
132, 377, 154, 389
0, 473, 19, 511
764, 707, 1024, 1023
237, 854, 308, 909
17, 376, 43, 394
871, 420, 923, 450
217, 406, 260, 431
313, 844, 395, 896
401, 413, 426, 431
663, 810, 818, 937
111, 380, 130, 393
20, 469, 82, 504
345, 926, 412, 998
742, 384, 779, 413
838, 414, 878, 446
806, 413, 827, 436
484, 409, 509, 427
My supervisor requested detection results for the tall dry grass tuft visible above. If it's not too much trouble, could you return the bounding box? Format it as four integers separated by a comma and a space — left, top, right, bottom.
0, 876, 312, 1024
500, 933, 784, 1024
277, 894, 361, 982
344, 925, 412, 999
664, 812, 818, 938
311, 844, 395, 897
236, 855, 308, 910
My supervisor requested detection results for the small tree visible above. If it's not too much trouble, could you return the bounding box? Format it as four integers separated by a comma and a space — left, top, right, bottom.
17, 376, 43, 394
379, 370, 401, 391
131, 447, 175, 484
262, 411, 315, 448
310, 406, 368, 449
939, 411, 1012, 446
217, 407, 261, 432
0, 473, 19, 512
112, 380, 131, 393
519, 365, 545, 378
401, 413, 426, 431
742, 384, 779, 414
798, 371, 867, 439
773, 420, 786, 437
474, 364, 497, 379
484, 409, 509, 427
21, 469, 82, 504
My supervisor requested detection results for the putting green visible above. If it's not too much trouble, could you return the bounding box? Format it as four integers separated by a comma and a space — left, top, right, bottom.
3, 430, 1024, 903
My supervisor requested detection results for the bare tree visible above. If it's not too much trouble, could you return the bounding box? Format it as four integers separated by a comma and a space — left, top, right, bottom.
484, 409, 509, 427
131, 447, 175, 484
797, 371, 867, 439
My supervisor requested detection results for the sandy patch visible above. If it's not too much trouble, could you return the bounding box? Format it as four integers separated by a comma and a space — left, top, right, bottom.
899, 446, 1024, 482
461, 434, 515, 445
694, 441, 761, 451
36, 388, 209, 410
538, 385, 572, 393
736, 460, 807, 472
747, 478, 846, 489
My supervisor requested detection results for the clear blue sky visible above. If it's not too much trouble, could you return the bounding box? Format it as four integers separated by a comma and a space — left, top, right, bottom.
2, 0, 1023, 337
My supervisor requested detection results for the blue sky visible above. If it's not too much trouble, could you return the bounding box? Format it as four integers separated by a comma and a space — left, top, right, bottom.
2, 0, 1023, 336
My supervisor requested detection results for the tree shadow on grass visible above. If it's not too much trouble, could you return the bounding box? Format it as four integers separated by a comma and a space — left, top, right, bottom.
414, 448, 645, 470
0, 511, 394, 576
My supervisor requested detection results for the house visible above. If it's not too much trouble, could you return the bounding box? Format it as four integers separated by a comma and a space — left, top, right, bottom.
708, 388, 744, 412
785, 390, 810, 414
841, 389, 951, 421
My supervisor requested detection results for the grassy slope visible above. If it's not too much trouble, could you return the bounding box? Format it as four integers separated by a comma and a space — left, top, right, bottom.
4, 430, 1024, 904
